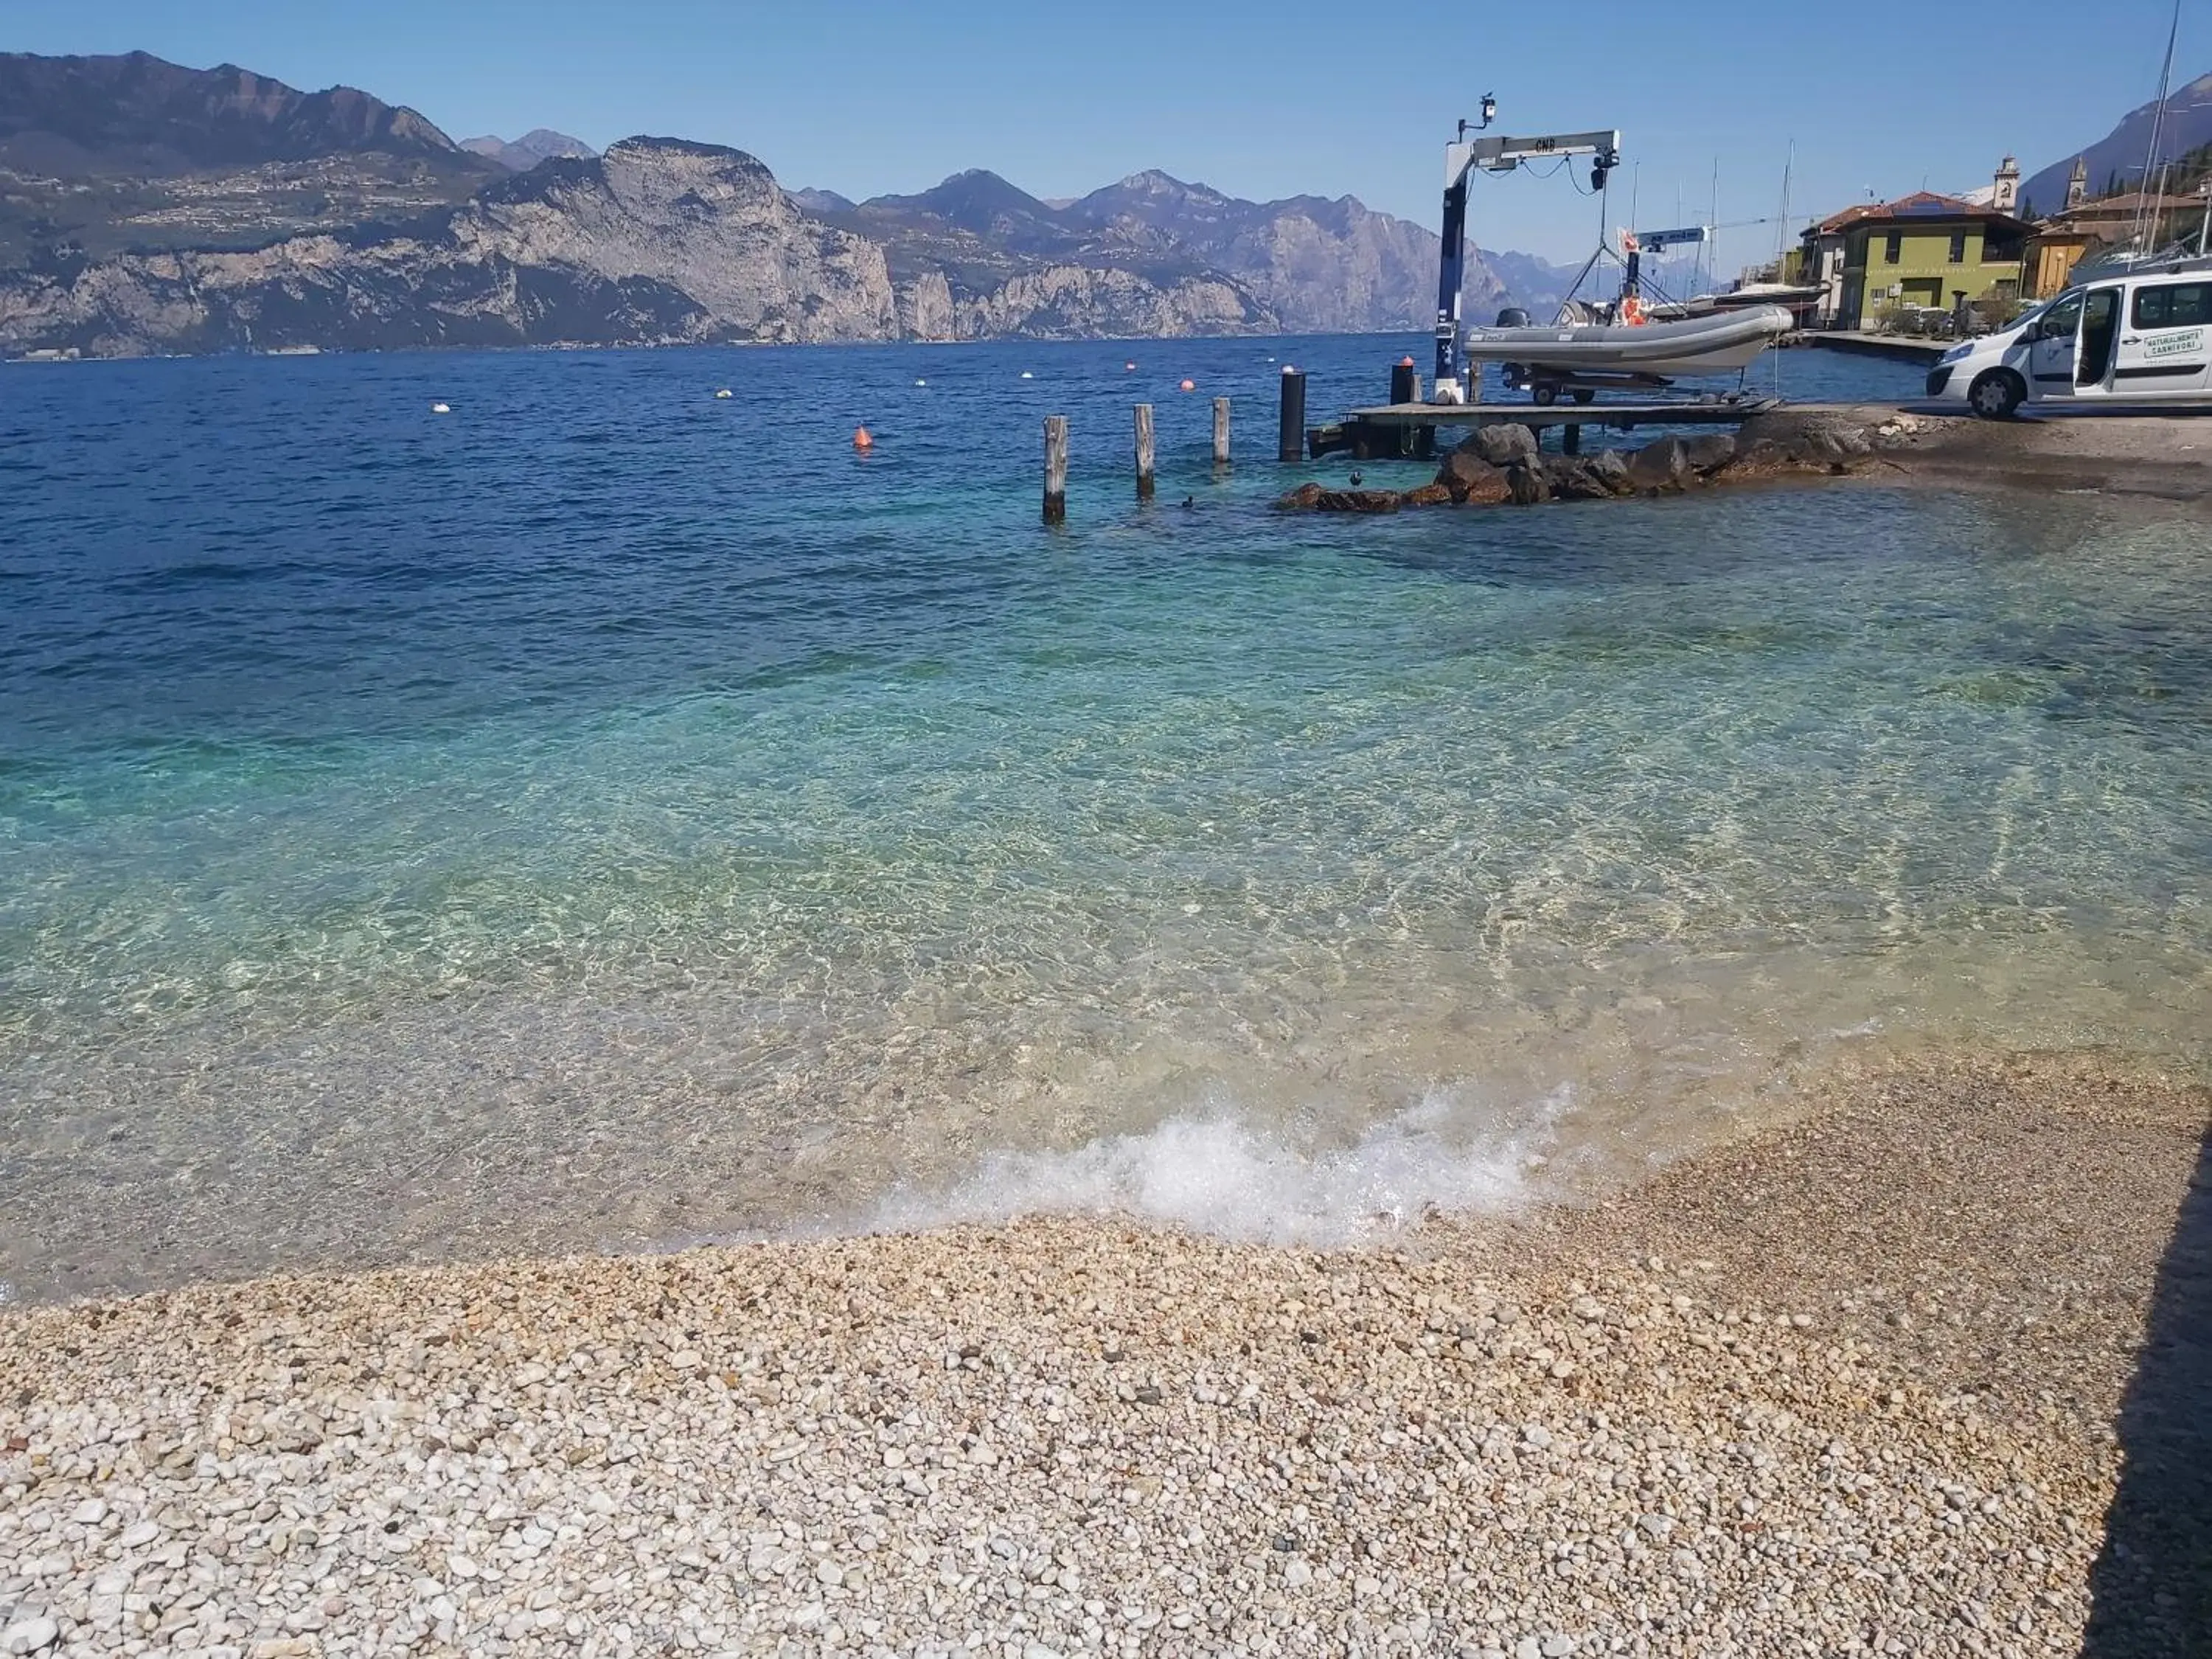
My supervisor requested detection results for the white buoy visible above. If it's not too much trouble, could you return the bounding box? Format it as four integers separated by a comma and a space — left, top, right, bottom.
914, 378, 926, 386
1020, 371, 1033, 380
431, 402, 451, 414
714, 388, 733, 399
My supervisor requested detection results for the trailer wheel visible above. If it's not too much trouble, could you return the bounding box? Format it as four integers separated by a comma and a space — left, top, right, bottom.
1571, 388, 1596, 405
1967, 369, 2025, 420
1532, 384, 1558, 406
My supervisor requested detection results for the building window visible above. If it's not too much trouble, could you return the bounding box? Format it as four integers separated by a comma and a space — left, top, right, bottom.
1884, 232, 1902, 263
1948, 231, 1967, 263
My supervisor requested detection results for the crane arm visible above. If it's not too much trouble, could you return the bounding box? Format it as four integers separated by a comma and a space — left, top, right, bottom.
1433, 128, 1621, 403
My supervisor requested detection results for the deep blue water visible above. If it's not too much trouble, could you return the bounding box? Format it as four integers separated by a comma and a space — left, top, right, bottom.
3, 333, 2208, 1301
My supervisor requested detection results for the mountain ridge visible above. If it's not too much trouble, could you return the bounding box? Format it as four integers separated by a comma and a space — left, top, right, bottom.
2020, 69, 2212, 218
0, 49, 1571, 355
460, 129, 597, 172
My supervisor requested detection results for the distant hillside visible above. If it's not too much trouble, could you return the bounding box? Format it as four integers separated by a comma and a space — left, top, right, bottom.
0, 49, 462, 175
460, 130, 596, 172
0, 51, 498, 268
2020, 70, 2212, 218
0, 48, 1574, 354
1, 138, 900, 356
844, 166, 1572, 335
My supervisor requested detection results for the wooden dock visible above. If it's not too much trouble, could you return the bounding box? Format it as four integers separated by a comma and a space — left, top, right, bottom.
1310, 397, 1785, 460
1804, 332, 1947, 366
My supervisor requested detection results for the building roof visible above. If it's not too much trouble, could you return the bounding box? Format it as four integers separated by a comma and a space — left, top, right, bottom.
1809, 191, 2031, 236
2036, 189, 2203, 231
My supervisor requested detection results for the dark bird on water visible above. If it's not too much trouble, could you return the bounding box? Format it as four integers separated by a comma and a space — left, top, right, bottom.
1349, 470, 1364, 486
1181, 495, 1195, 509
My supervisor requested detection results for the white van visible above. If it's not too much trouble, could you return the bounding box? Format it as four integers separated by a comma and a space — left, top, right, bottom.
1926, 263, 2212, 417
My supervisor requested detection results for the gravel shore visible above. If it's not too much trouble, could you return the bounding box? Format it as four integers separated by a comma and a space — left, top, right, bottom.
1, 1054, 2204, 1659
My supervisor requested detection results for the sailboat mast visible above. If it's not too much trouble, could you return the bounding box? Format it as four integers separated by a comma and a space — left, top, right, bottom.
1775, 142, 1793, 268
2135, 0, 2182, 250
1707, 159, 1719, 293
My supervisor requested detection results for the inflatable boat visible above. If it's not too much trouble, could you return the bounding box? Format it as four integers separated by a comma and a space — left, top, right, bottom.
1460, 304, 1794, 385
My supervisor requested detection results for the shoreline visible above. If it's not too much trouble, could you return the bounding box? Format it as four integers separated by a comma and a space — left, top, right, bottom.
1284, 405, 2212, 515
3, 1051, 2204, 1657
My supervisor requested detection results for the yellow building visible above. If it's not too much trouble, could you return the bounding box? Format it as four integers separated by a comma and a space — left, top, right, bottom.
1797, 191, 2028, 330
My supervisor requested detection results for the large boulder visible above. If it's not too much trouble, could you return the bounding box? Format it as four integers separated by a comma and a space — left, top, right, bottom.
1438, 447, 1511, 504
1625, 437, 1689, 492
1402, 479, 1454, 507
1468, 422, 1540, 467
1543, 456, 1617, 501
1584, 448, 1633, 494
1283, 487, 1403, 512
1505, 462, 1551, 505
1681, 433, 1737, 476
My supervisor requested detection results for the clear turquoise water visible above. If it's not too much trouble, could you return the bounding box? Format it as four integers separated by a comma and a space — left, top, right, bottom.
2, 335, 2208, 1301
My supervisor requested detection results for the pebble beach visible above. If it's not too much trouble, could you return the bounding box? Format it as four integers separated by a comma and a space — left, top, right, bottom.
2, 1053, 2203, 1659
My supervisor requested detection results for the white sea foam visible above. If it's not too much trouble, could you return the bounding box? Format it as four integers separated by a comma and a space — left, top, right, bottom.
866, 1082, 1573, 1247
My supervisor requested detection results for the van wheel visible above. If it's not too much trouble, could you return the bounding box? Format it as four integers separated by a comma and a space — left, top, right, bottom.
1968, 369, 2025, 420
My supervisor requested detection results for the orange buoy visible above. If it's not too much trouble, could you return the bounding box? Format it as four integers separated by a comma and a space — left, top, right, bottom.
1178, 378, 1196, 392
852, 425, 874, 451
1399, 355, 1416, 366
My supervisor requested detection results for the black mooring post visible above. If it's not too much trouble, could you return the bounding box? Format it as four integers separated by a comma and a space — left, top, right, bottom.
1388, 358, 1418, 406
1277, 368, 1307, 463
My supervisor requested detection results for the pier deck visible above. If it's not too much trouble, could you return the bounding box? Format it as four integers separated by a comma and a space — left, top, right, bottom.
1340, 397, 1784, 431
1310, 395, 1806, 460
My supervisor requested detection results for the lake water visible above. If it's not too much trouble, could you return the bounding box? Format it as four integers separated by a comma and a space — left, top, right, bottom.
3, 335, 2208, 1302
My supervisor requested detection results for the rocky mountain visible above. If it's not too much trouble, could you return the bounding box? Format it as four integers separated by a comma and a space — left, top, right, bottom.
0, 49, 1569, 355
0, 138, 899, 356
840, 167, 1568, 337
461, 130, 597, 172
0, 52, 497, 268
2021, 70, 2212, 218
789, 187, 856, 215
0, 50, 462, 175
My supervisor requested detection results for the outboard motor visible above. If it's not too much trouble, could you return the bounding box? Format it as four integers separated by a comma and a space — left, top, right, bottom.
1495, 307, 1531, 328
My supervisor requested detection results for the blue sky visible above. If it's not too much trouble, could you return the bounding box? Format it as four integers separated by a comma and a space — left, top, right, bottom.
10, 0, 2201, 271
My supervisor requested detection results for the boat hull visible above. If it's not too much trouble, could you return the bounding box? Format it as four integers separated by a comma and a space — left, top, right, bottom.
1461, 305, 1792, 378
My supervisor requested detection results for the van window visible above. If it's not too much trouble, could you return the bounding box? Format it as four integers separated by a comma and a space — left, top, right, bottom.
2132, 282, 2210, 329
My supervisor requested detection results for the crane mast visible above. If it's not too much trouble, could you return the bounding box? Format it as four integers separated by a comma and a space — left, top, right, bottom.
1433, 119, 1621, 403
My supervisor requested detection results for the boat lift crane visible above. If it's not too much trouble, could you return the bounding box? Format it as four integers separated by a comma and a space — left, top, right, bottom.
1432, 102, 1620, 403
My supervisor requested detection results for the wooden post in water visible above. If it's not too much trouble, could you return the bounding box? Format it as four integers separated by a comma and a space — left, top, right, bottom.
1277, 368, 1307, 463
1133, 404, 1155, 501
1043, 415, 1068, 524
1212, 397, 1231, 468
1562, 422, 1582, 456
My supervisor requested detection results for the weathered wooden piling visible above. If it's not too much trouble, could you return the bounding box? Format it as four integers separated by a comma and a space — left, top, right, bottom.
1277, 369, 1307, 463
1562, 423, 1582, 456
1212, 397, 1231, 467
1043, 415, 1068, 524
1134, 404, 1155, 501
